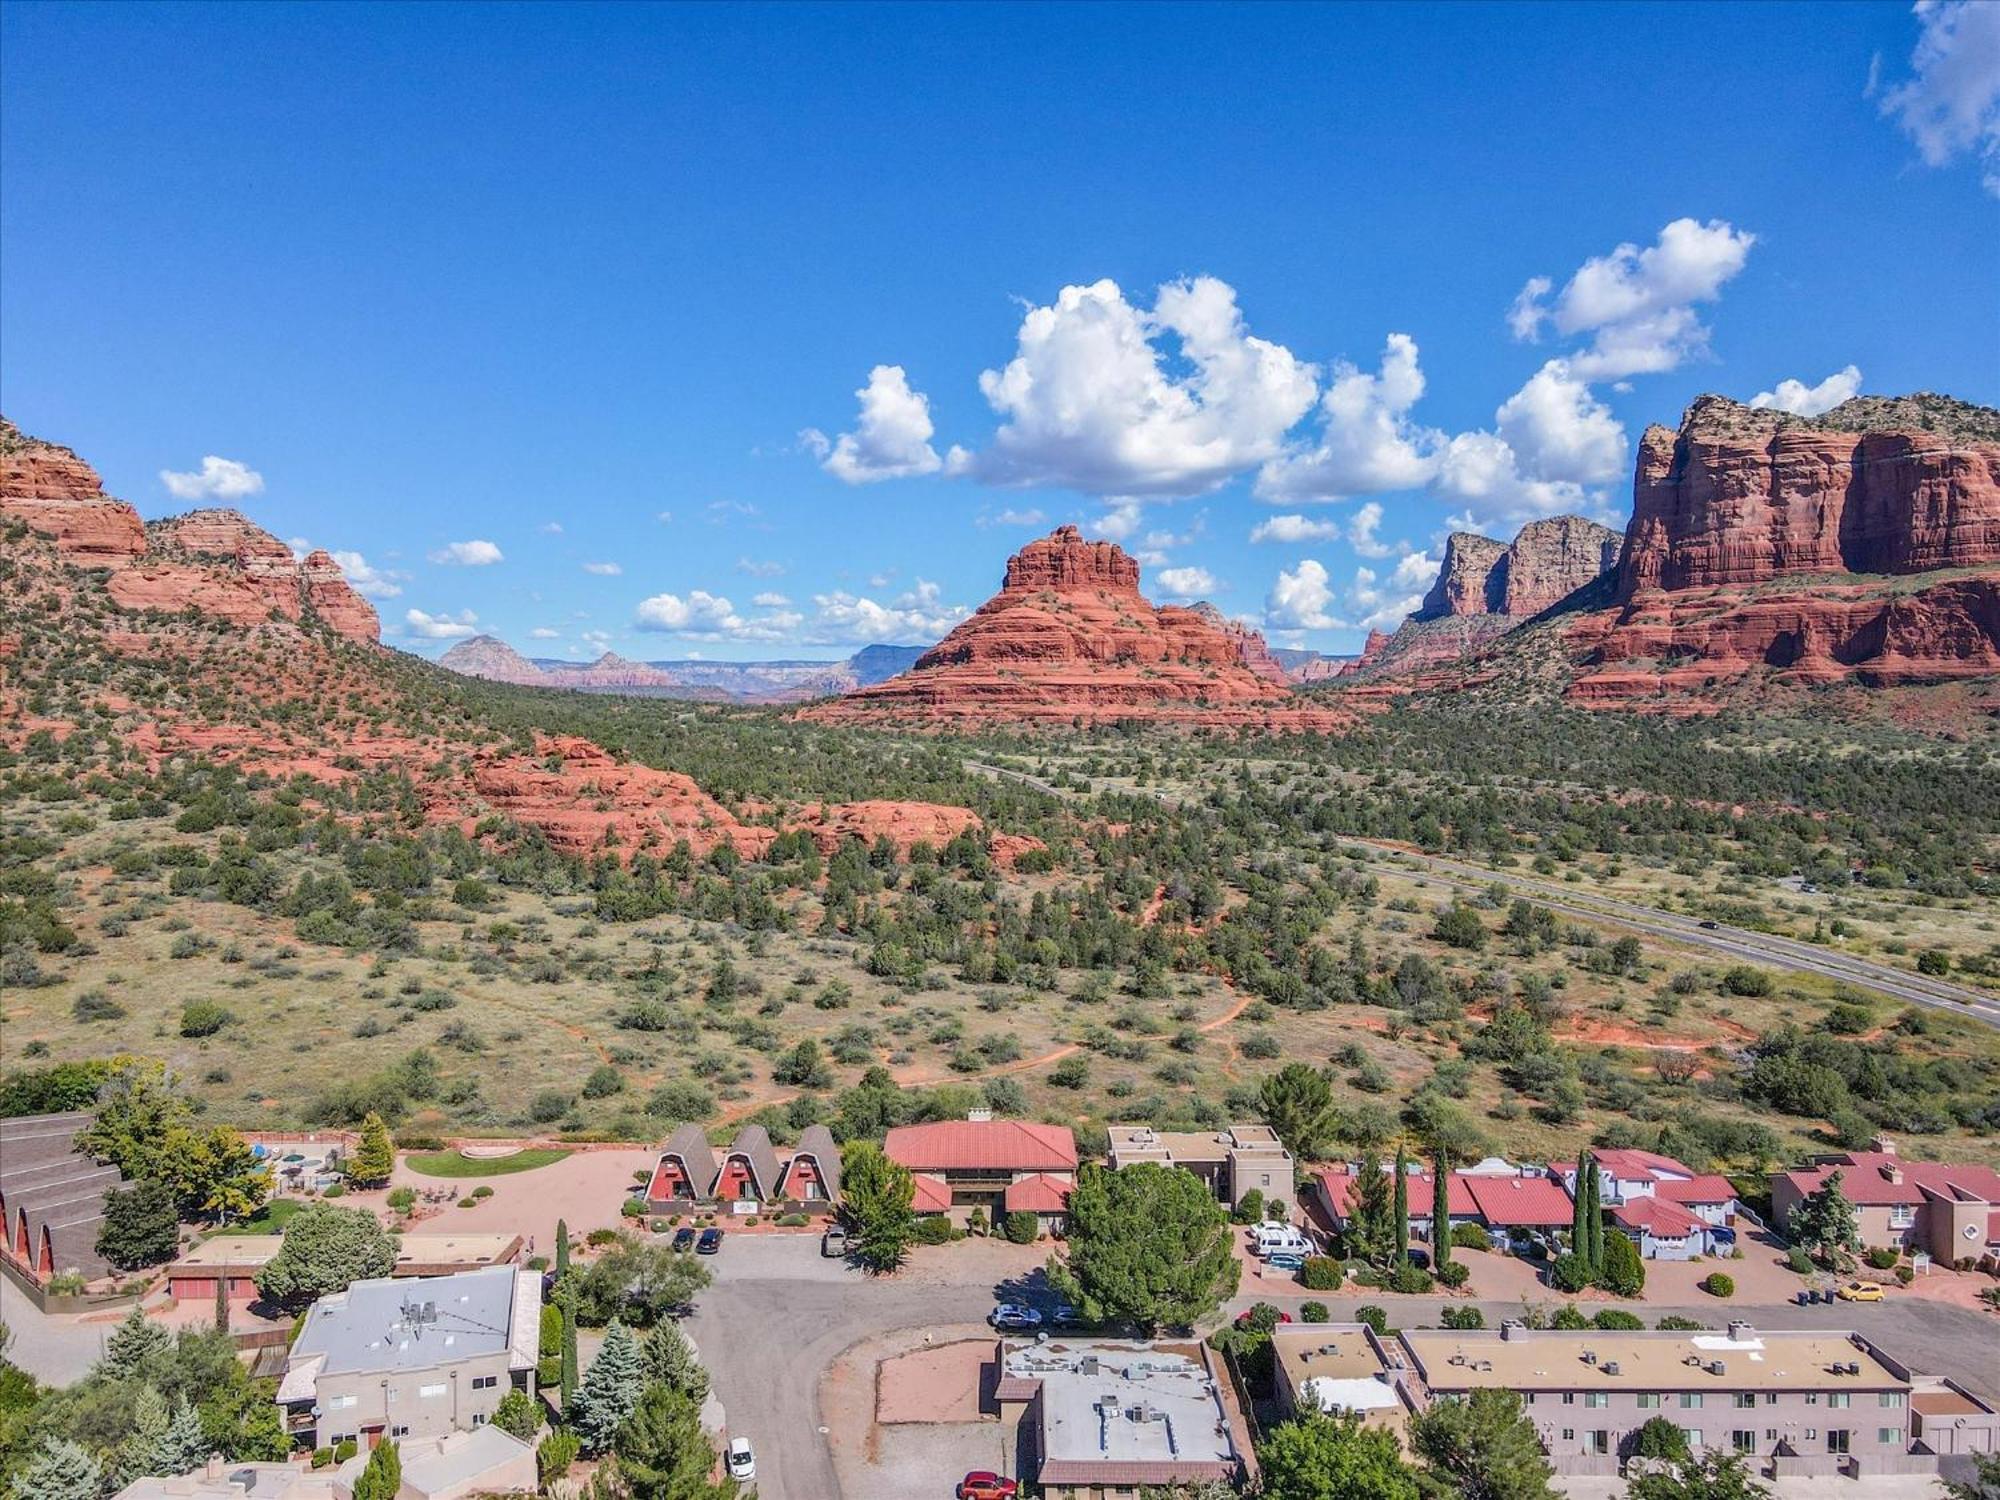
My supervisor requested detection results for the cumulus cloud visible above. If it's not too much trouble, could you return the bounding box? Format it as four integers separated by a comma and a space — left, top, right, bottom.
1751, 364, 1865, 417
1154, 565, 1217, 599
529, 627, 560, 639
1088, 500, 1146, 541
539, 521, 564, 534
751, 591, 792, 608
1348, 552, 1442, 631
1435, 430, 1594, 532
1345, 501, 1406, 560
1265, 559, 1345, 630
582, 561, 622, 576
735, 557, 786, 578
1249, 513, 1343, 544
1508, 218, 1757, 379
405, 607, 479, 640
329, 550, 404, 600
804, 579, 966, 645
978, 507, 1047, 528
429, 539, 504, 566
1878, 0, 2000, 197
160, 455, 264, 502
1494, 360, 1629, 484
803, 364, 944, 483
958, 276, 1318, 497
1256, 333, 1442, 501
634, 590, 750, 634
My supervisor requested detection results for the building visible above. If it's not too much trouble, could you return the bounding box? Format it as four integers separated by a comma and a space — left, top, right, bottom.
168, 1235, 523, 1307
883, 1115, 1078, 1226
1313, 1160, 1571, 1245
1560, 1150, 1738, 1228
644, 1124, 715, 1207
1770, 1140, 2000, 1267
112, 1458, 339, 1500
775, 1124, 841, 1205
0, 1111, 127, 1286
277, 1266, 539, 1451
1270, 1324, 1417, 1442
332, 1426, 536, 1500
992, 1340, 1248, 1499
1608, 1197, 1728, 1261
1399, 1320, 1929, 1479
642, 1123, 836, 1214
1106, 1124, 1294, 1210
1908, 1376, 2000, 1464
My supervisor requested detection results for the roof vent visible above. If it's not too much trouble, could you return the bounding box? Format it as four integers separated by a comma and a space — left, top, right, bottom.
1604, 1361, 1622, 1376
1450, 1354, 1467, 1367
1500, 1320, 1524, 1341
967, 1107, 992, 1123
1708, 1361, 1726, 1376
1582, 1350, 1598, 1366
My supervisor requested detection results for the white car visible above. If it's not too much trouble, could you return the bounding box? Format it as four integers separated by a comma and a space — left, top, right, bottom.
989, 1302, 1044, 1331
726, 1437, 756, 1482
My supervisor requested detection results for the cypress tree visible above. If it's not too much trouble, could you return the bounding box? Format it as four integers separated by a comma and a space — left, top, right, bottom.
352, 1441, 400, 1500
1432, 1150, 1453, 1270
214, 1269, 230, 1333
1571, 1150, 1592, 1266
1392, 1143, 1410, 1265
559, 1282, 579, 1411
555, 1219, 571, 1279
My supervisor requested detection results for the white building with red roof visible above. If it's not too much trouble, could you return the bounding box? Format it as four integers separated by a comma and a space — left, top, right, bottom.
1771, 1139, 2000, 1267
1313, 1160, 1571, 1246
884, 1113, 1078, 1227
1556, 1149, 1737, 1224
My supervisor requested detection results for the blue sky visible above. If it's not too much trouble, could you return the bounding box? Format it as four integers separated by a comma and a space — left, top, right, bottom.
4, 1, 1996, 659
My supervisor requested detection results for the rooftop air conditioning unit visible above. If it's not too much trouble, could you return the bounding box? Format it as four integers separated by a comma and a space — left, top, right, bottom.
1583, 1351, 1598, 1365
1708, 1361, 1726, 1376
1604, 1361, 1621, 1375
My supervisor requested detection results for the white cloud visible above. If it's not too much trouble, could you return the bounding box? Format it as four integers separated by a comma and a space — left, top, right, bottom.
405, 607, 478, 640
1751, 364, 1865, 417
735, 557, 786, 578
805, 579, 965, 645
959, 276, 1318, 497
529, 627, 560, 639
1494, 360, 1629, 484
539, 521, 564, 534
160, 455, 264, 502
804, 364, 944, 483
1345, 501, 1404, 560
1508, 218, 1756, 380
655, 510, 674, 524
1878, 0, 2000, 198
329, 550, 405, 600
1087, 500, 1146, 541
428, 539, 504, 566
751, 591, 792, 608
1256, 333, 1441, 501
978, 507, 1047, 528
634, 591, 748, 633
1435, 430, 1594, 532
1249, 513, 1343, 544
1265, 558, 1345, 630
1348, 552, 1441, 631
1154, 566, 1217, 599
582, 561, 622, 576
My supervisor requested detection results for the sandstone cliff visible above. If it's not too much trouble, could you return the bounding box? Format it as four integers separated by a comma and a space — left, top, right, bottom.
0, 419, 380, 645
802, 525, 1348, 728
1188, 602, 1292, 683
439, 634, 551, 685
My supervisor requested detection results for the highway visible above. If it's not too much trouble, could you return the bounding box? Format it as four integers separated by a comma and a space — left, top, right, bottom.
965, 759, 2000, 1030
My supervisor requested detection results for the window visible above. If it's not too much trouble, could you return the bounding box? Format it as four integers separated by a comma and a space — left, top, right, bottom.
1827, 1430, 1850, 1455
1561, 1429, 1574, 1442
1732, 1431, 1755, 1453
1880, 1393, 1905, 1408
1878, 1428, 1900, 1446
1584, 1393, 1608, 1409
1766, 1429, 1777, 1440
1888, 1206, 1915, 1228
390, 1426, 409, 1439
1829, 1393, 1851, 1409
1588, 1431, 1610, 1456
1637, 1394, 1661, 1410
1805, 1428, 1818, 1441
1681, 1428, 1703, 1449
1562, 1393, 1576, 1405
1733, 1393, 1756, 1408
472, 1375, 497, 1391
1764, 1393, 1778, 1405
1680, 1393, 1704, 1409
328, 1395, 358, 1410
1805, 1393, 1819, 1405
472, 1414, 487, 1427
419, 1384, 447, 1399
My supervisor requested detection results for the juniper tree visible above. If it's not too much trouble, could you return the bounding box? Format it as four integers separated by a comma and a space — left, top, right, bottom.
1392, 1143, 1410, 1266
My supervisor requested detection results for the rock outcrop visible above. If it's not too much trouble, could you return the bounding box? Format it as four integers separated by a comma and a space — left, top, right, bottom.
801, 525, 1348, 728
0, 420, 380, 645
1617, 393, 2000, 599
1573, 393, 2000, 704
439, 635, 550, 685
1187, 602, 1292, 683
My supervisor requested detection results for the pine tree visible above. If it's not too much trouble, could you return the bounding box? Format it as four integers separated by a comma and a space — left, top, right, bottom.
1432, 1150, 1453, 1271
614, 1384, 731, 1500
1393, 1143, 1410, 1266
163, 1398, 211, 1474
102, 1305, 170, 1379
348, 1112, 395, 1188
14, 1437, 104, 1500
570, 1321, 645, 1455
115, 1386, 172, 1483
640, 1321, 710, 1405
351, 1441, 401, 1500
1348, 1151, 1395, 1267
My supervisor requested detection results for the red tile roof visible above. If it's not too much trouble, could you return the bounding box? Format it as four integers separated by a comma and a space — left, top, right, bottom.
1776, 1152, 2000, 1208
910, 1173, 953, 1213
1315, 1167, 1478, 1221
1004, 1174, 1073, 1214
1651, 1174, 1735, 1207
1464, 1174, 1574, 1228
1591, 1148, 1700, 1182
884, 1119, 1079, 1172
1611, 1196, 1708, 1239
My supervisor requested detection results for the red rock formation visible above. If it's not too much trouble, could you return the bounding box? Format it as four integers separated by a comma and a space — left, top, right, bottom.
1188, 603, 1291, 684
1501, 516, 1624, 616
299, 549, 383, 642
1617, 394, 2000, 600
1420, 533, 1510, 618
792, 800, 982, 856
0, 418, 147, 561
544, 653, 685, 691
804, 525, 1347, 727
439, 635, 552, 685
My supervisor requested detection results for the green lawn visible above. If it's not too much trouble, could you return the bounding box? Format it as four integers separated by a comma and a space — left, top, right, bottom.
233, 1198, 306, 1233
403, 1147, 574, 1178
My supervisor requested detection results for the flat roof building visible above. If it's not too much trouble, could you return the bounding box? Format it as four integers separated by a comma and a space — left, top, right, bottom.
0, 1111, 128, 1286
1270, 1325, 1417, 1443
1106, 1124, 1294, 1210
168, 1235, 522, 1307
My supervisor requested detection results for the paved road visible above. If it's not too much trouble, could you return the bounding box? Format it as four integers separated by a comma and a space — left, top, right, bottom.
687, 1236, 2000, 1500
0, 1273, 115, 1385
965, 759, 2000, 1028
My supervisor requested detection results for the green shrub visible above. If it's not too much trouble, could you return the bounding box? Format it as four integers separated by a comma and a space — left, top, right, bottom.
536, 1355, 561, 1389
1592, 1308, 1645, 1330
913, 1215, 954, 1245
1864, 1246, 1900, 1271
386, 1187, 416, 1212
1436, 1259, 1469, 1289
1654, 1315, 1707, 1330
540, 1304, 563, 1357
1299, 1301, 1330, 1323
1299, 1256, 1343, 1291
1388, 1262, 1434, 1294
622, 1197, 649, 1219
1786, 1247, 1814, 1275
1450, 1222, 1491, 1252
1550, 1252, 1593, 1292
1441, 1306, 1484, 1330
180, 999, 232, 1037
1003, 1210, 1039, 1244
1895, 1264, 1914, 1285
333, 1440, 357, 1464
1232, 1189, 1265, 1225
1354, 1305, 1388, 1335
1721, 965, 1773, 997
777, 1213, 808, 1227
471, 1185, 494, 1199
1701, 1272, 1735, 1298
311, 1449, 334, 1470
1551, 1304, 1591, 1330
1600, 1231, 1646, 1297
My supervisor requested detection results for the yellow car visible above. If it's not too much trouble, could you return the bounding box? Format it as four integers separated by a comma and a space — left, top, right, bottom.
1837, 1281, 1886, 1302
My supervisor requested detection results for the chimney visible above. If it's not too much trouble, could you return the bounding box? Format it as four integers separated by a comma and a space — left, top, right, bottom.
967, 1107, 992, 1123
203, 1456, 225, 1481
1871, 1136, 1897, 1157
1882, 1163, 1903, 1185
1500, 1319, 1524, 1341
1727, 1321, 1754, 1342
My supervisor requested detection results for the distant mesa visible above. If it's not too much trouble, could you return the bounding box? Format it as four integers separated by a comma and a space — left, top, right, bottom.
0, 416, 380, 645
801, 524, 1350, 728
436, 634, 926, 703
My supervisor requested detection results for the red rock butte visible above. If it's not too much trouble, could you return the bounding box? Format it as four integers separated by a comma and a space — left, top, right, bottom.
801, 525, 1349, 729
0, 416, 380, 646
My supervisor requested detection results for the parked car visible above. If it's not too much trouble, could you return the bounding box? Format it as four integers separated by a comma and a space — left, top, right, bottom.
958, 1473, 1018, 1500
670, 1227, 697, 1253
989, 1303, 1043, 1331
1253, 1225, 1312, 1258
1047, 1302, 1081, 1327
1234, 1307, 1293, 1328
1407, 1248, 1430, 1270
696, 1227, 724, 1255
1838, 1280, 1885, 1302
821, 1225, 849, 1258
1265, 1253, 1305, 1274
725, 1437, 755, 1481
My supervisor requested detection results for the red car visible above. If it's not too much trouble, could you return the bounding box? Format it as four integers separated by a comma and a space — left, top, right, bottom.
958, 1473, 1018, 1500
1234, 1307, 1294, 1328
